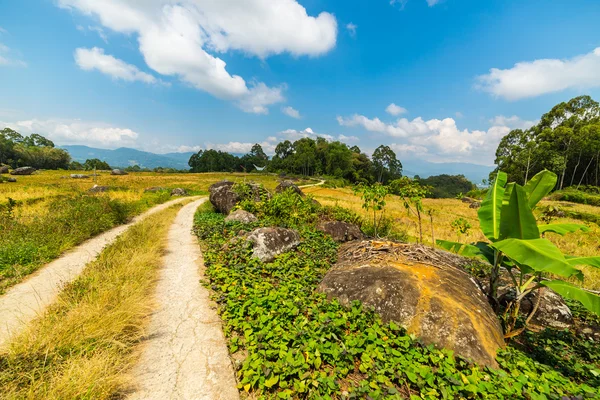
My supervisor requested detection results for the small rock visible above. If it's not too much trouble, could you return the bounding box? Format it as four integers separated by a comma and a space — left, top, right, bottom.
10, 166, 35, 175
0, 165, 9, 174
246, 227, 301, 262
461, 197, 475, 203
7, 177, 16, 182
70, 174, 90, 179
171, 188, 187, 196
469, 202, 481, 209
275, 180, 304, 196
225, 209, 258, 224
111, 169, 128, 176
88, 185, 110, 193
317, 221, 364, 242
144, 186, 165, 193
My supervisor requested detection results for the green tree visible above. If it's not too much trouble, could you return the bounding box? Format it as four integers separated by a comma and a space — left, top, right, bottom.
372, 145, 402, 183
84, 158, 111, 171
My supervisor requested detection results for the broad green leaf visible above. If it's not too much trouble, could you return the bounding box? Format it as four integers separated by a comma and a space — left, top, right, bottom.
523, 170, 557, 208
566, 256, 600, 269
264, 375, 279, 388
478, 171, 507, 241
436, 239, 494, 264
538, 223, 589, 236
541, 280, 600, 316
499, 184, 540, 240
491, 238, 584, 280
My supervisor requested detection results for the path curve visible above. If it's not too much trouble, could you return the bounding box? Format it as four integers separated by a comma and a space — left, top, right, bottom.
0, 196, 201, 349
298, 179, 325, 188
128, 199, 239, 400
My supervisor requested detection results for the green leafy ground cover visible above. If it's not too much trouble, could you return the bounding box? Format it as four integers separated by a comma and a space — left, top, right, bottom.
194, 193, 600, 399
0, 190, 174, 293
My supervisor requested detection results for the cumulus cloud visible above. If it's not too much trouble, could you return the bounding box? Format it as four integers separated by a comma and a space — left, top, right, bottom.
75, 47, 158, 84
346, 23, 357, 37
489, 115, 537, 130
477, 48, 600, 100
338, 134, 359, 143
0, 41, 26, 67
279, 127, 334, 141
281, 105, 301, 119
385, 103, 408, 116
0, 119, 139, 148
57, 0, 338, 113
205, 140, 277, 155
337, 112, 518, 164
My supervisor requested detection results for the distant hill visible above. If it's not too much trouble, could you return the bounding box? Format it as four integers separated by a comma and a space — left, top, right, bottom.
60, 145, 194, 170
60, 145, 494, 182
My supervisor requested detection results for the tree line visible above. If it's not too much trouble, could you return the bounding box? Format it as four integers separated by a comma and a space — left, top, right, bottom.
0, 128, 71, 170
188, 138, 403, 184
494, 95, 600, 189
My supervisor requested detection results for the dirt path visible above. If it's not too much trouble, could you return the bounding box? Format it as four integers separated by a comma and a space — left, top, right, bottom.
299, 179, 325, 188
0, 196, 200, 349
128, 199, 239, 400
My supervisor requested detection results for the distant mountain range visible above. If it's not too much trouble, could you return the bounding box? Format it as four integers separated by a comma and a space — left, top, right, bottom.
60, 145, 494, 183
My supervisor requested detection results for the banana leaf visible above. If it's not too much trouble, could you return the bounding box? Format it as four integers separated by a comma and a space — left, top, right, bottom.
499, 183, 539, 240
538, 223, 589, 236
541, 280, 600, 316
523, 170, 557, 208
478, 171, 507, 241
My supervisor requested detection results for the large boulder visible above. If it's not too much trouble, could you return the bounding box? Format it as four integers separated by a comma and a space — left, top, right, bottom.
317, 221, 364, 242
0, 165, 9, 174
171, 188, 187, 196
246, 227, 301, 263
111, 169, 128, 175
276, 180, 304, 197
10, 166, 35, 175
70, 174, 89, 179
209, 181, 239, 214
225, 209, 258, 224
318, 241, 505, 367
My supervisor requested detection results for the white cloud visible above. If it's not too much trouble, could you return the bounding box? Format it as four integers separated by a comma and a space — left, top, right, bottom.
489, 115, 537, 130
75, 47, 158, 84
477, 47, 600, 100
455, 111, 464, 118
337, 112, 520, 164
0, 119, 139, 148
176, 145, 202, 153
205, 140, 277, 155
426, 0, 441, 6
282, 106, 301, 119
0, 41, 26, 67
58, 0, 338, 113
346, 23, 357, 37
390, 143, 428, 156
385, 103, 408, 116
338, 134, 359, 143
89, 26, 109, 43
279, 127, 334, 141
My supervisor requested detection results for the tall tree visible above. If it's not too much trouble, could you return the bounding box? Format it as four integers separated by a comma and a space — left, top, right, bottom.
372, 145, 402, 183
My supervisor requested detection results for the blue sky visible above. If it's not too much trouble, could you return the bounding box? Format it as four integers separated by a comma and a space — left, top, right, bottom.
1, 0, 600, 165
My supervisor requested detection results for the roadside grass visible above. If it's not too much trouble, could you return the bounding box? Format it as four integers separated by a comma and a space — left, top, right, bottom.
303, 186, 600, 290
194, 195, 600, 399
0, 202, 183, 399
0, 171, 281, 294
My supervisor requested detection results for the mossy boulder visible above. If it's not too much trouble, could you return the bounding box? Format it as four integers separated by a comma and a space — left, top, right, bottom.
318, 240, 505, 367
246, 227, 300, 263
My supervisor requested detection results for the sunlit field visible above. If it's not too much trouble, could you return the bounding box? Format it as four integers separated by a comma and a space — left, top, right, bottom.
304, 186, 600, 290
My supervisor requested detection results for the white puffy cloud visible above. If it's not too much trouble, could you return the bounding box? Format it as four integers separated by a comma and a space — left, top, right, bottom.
346, 23, 357, 37
279, 127, 334, 141
337, 112, 519, 164
205, 140, 277, 155
282, 106, 301, 119
75, 47, 158, 84
0, 119, 139, 148
176, 145, 202, 153
385, 103, 408, 116
477, 48, 600, 100
489, 115, 537, 130
0, 41, 26, 67
57, 0, 338, 113
337, 134, 359, 143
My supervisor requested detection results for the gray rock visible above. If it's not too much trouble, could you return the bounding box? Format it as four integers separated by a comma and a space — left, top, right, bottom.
209, 181, 239, 214
10, 166, 35, 175
318, 241, 505, 367
88, 185, 110, 193
469, 202, 481, 209
246, 227, 301, 262
171, 188, 187, 196
145, 186, 165, 193
7, 177, 16, 182
111, 169, 128, 176
0, 165, 9, 174
70, 174, 90, 179
275, 180, 304, 196
224, 209, 258, 224
317, 221, 364, 242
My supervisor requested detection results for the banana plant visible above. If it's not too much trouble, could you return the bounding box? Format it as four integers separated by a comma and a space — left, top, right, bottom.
437, 170, 600, 337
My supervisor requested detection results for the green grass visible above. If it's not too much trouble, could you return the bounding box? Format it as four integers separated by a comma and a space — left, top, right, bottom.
194, 192, 600, 399
0, 191, 172, 294
0, 202, 182, 399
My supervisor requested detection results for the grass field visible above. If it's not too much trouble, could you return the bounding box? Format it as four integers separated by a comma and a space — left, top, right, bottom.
0, 203, 183, 399
0, 170, 283, 293
303, 186, 600, 290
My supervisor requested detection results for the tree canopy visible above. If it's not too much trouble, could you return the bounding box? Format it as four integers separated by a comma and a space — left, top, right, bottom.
0, 128, 70, 169
493, 95, 600, 189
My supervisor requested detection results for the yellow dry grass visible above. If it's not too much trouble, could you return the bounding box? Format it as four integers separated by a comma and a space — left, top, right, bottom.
0, 202, 184, 399
304, 186, 600, 290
